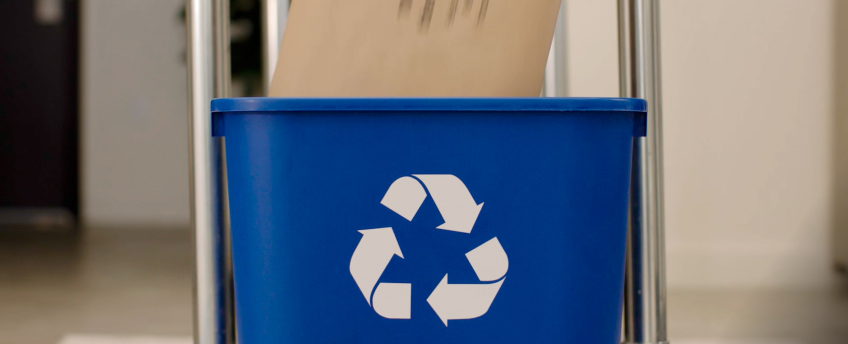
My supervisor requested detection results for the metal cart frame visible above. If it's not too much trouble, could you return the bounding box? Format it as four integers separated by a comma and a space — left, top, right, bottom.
186, 1, 667, 343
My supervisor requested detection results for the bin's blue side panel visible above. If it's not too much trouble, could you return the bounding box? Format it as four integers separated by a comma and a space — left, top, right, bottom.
223, 110, 635, 344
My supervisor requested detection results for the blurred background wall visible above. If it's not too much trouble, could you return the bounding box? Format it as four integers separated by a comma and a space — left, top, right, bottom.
661, 0, 835, 290
567, 0, 837, 290
80, 0, 189, 228
75, 0, 844, 290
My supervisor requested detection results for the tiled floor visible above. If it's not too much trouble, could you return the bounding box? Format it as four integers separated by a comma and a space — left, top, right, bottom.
0, 228, 192, 344
1, 228, 848, 344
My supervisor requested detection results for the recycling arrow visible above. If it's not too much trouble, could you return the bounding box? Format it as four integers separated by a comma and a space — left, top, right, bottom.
349, 227, 404, 305
382, 174, 484, 234
465, 238, 509, 282
413, 174, 484, 234
426, 275, 505, 326
426, 237, 509, 326
372, 282, 411, 320
352, 174, 508, 325
380, 176, 427, 221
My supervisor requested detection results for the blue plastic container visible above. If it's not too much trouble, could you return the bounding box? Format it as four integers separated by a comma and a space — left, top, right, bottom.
212, 98, 647, 344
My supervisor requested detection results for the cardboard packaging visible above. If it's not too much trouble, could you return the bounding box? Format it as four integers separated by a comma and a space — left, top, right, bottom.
269, 0, 562, 97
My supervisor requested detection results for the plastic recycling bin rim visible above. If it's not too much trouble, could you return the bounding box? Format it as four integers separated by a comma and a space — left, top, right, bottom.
210, 97, 648, 114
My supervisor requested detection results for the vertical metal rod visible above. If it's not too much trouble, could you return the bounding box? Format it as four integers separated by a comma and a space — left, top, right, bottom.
618, 0, 667, 343
188, 0, 232, 343
262, 0, 290, 93
186, 1, 216, 343
214, 0, 232, 97
212, 0, 234, 340
544, 0, 568, 98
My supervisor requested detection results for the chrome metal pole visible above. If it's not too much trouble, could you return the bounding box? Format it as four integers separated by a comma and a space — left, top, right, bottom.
214, 0, 232, 98
262, 0, 290, 92
211, 3, 234, 341
188, 0, 232, 343
544, 0, 568, 98
618, 0, 667, 343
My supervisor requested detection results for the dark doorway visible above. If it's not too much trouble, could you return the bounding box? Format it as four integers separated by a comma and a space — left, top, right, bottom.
0, 0, 79, 227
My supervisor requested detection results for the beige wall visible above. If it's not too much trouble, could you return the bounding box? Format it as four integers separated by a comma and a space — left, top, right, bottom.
662, 0, 834, 289
566, 0, 837, 289
834, 1, 848, 271
564, 0, 619, 98
81, 0, 190, 227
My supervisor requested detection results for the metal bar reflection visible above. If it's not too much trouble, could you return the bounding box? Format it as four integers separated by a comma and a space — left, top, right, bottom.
544, 0, 568, 97
618, 0, 668, 343
187, 0, 232, 343
262, 0, 290, 92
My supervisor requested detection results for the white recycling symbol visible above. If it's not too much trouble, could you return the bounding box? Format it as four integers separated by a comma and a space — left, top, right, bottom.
349, 174, 509, 326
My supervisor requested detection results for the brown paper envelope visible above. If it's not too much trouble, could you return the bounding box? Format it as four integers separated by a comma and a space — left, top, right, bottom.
269, 0, 562, 97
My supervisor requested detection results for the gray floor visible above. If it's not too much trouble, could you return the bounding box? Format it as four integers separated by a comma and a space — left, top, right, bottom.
669, 289, 848, 344
0, 228, 192, 344
1, 228, 848, 344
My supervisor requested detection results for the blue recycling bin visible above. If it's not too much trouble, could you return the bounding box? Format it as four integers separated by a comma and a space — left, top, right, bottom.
212, 98, 647, 344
